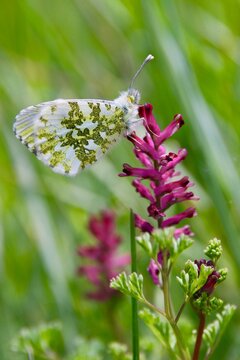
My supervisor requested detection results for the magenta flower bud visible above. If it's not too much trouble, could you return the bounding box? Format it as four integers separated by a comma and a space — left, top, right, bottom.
139, 103, 161, 138
148, 259, 160, 285
134, 213, 154, 233
194, 259, 220, 296
174, 225, 194, 239
161, 207, 197, 228
133, 179, 155, 202
154, 176, 192, 197
134, 149, 152, 167
127, 132, 159, 160
157, 251, 164, 266
154, 114, 184, 146
147, 203, 165, 220
120, 163, 161, 180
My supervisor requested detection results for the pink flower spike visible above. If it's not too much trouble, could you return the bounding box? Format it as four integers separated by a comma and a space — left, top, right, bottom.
121, 103, 199, 228
77, 210, 130, 302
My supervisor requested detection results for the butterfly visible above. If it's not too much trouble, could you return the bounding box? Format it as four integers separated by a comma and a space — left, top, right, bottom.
13, 54, 154, 176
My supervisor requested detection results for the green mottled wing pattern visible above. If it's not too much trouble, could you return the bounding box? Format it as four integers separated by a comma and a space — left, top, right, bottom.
13, 99, 125, 175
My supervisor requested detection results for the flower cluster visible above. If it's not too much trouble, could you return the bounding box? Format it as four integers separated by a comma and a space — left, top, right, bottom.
194, 259, 220, 297
120, 104, 199, 285
120, 103, 198, 233
77, 211, 130, 301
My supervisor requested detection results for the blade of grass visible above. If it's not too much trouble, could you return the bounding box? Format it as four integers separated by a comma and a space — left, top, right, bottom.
130, 209, 139, 360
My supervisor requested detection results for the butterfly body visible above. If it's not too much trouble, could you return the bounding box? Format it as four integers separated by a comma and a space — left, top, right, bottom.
13, 90, 141, 175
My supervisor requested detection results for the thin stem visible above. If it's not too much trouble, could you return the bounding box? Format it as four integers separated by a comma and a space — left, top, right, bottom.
153, 159, 163, 228
167, 262, 173, 276
130, 209, 139, 360
162, 257, 190, 360
27, 351, 34, 360
175, 300, 187, 324
162, 253, 174, 319
192, 312, 206, 360
142, 297, 166, 318
107, 300, 124, 341
153, 153, 189, 359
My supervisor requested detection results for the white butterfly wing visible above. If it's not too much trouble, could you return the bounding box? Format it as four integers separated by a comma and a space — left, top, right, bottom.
14, 99, 126, 175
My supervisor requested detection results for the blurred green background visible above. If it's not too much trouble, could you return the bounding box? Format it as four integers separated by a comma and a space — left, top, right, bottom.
0, 0, 239, 359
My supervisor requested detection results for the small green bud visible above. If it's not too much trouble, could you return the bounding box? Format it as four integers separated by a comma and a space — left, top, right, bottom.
217, 268, 228, 283
204, 238, 223, 263
192, 293, 223, 315
136, 232, 153, 257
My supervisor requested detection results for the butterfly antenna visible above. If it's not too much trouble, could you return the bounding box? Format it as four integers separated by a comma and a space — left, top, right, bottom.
129, 54, 154, 89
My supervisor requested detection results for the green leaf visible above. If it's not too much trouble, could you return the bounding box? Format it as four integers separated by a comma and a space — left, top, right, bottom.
169, 234, 194, 262
191, 264, 213, 296
139, 228, 194, 265
110, 272, 144, 301
139, 308, 177, 359
176, 270, 190, 296
67, 337, 104, 360
203, 304, 237, 358
151, 228, 174, 251
11, 322, 64, 358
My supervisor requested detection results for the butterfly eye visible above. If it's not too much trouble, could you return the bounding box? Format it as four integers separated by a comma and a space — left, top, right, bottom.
127, 95, 135, 103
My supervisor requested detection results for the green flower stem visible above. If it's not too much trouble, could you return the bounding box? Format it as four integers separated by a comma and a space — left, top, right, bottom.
162, 257, 190, 360
162, 255, 173, 318
142, 297, 166, 318
130, 209, 139, 360
175, 300, 187, 324
27, 351, 34, 360
192, 312, 206, 360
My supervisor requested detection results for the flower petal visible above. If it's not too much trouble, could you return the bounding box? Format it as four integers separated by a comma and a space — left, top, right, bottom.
134, 213, 154, 233
133, 179, 155, 202
155, 114, 184, 146
161, 207, 197, 227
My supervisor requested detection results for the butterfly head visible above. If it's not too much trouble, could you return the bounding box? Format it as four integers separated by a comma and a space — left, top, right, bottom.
114, 89, 140, 108
127, 88, 141, 104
